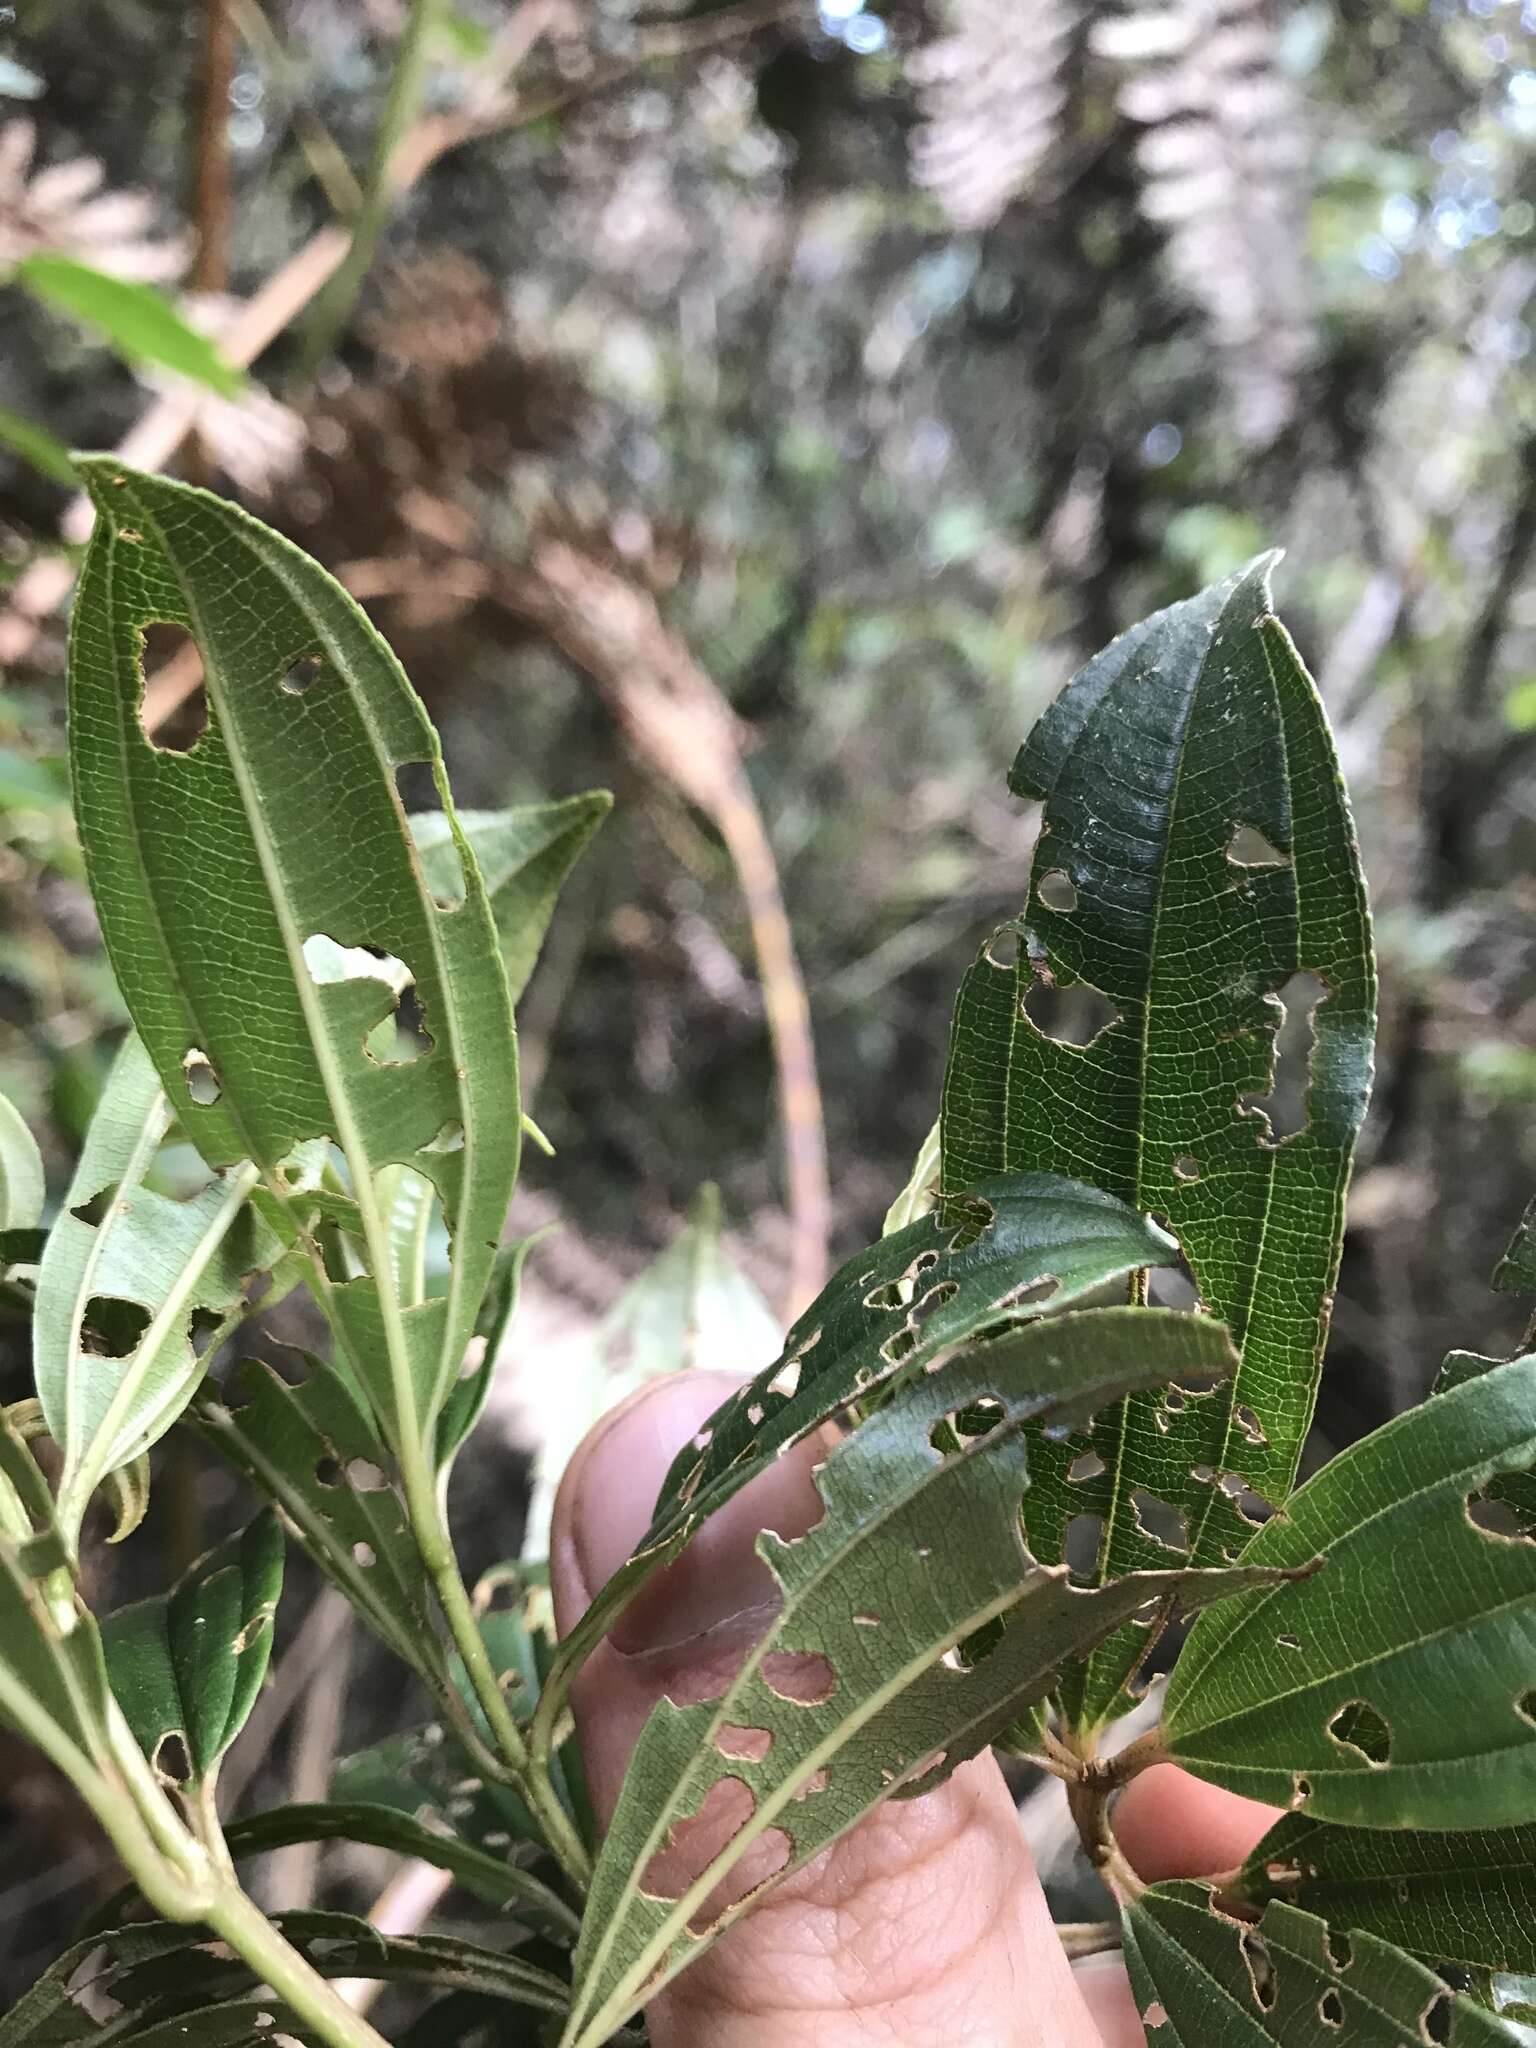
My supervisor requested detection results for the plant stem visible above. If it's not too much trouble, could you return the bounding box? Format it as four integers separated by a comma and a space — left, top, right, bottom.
205, 1883, 394, 2048
300, 0, 435, 372
400, 1457, 592, 1890
1061, 1721, 1169, 1907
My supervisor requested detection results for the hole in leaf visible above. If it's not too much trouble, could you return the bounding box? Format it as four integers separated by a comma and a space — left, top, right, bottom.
81, 1296, 152, 1360
1143, 2003, 1170, 2030
1172, 1154, 1201, 1183
1240, 970, 1328, 1145
346, 1458, 387, 1491
1319, 1989, 1345, 2029
715, 1724, 772, 1763
1466, 1483, 1536, 1540
1517, 1689, 1536, 1726
852, 1611, 881, 1627
1131, 1489, 1190, 1553
183, 1048, 222, 1107
278, 652, 323, 696
1327, 1698, 1392, 1766
881, 1326, 918, 1366
352, 1542, 377, 1568
1066, 1512, 1105, 1581
1021, 976, 1122, 1049
152, 1730, 192, 1786
1241, 1930, 1277, 2010
762, 1652, 835, 1705
794, 1768, 830, 1800
70, 1183, 118, 1228
984, 926, 1021, 971
999, 1273, 1060, 1311
1037, 869, 1078, 912
315, 1457, 342, 1487
137, 622, 206, 753
1069, 1449, 1107, 1483
1326, 1928, 1352, 1971
1234, 1404, 1268, 1446
767, 1355, 803, 1400
190, 1306, 225, 1359
911, 1278, 959, 1324
941, 1191, 995, 1252
420, 1121, 464, 1154
1276, 1632, 1302, 1651
1291, 1772, 1313, 1809
1226, 823, 1291, 870
1420, 1992, 1452, 2045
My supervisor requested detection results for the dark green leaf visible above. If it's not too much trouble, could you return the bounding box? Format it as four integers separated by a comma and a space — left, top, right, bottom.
1165, 1353, 1536, 1827
564, 1307, 1288, 2046
1236, 1812, 1536, 1974
68, 463, 520, 1459
193, 1356, 448, 1688
18, 258, 244, 395
412, 790, 611, 1005
941, 558, 1376, 1728
1123, 1882, 1513, 2046
540, 1172, 1182, 1710
221, 1801, 580, 1938
1494, 1198, 1536, 1294
35, 1034, 278, 1545
0, 1088, 44, 1230
0, 402, 78, 486
0, 1535, 113, 1792
101, 1510, 283, 1782
436, 1231, 542, 1478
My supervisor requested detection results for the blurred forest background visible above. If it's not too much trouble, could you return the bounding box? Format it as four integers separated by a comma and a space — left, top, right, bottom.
0, 0, 1534, 1996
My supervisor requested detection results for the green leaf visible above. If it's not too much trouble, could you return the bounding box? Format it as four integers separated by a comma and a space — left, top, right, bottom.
563, 1307, 1288, 2046
1236, 1812, 1536, 1975
540, 1172, 1181, 1708
67, 463, 520, 1460
34, 1033, 276, 1544
435, 1230, 542, 1479
0, 402, 77, 486
1494, 1197, 1536, 1294
101, 1509, 283, 1783
941, 556, 1376, 1728
0, 1087, 44, 1230
0, 1911, 572, 2046
0, 1531, 114, 1793
883, 1117, 942, 1235
18, 257, 244, 395
1164, 1353, 1536, 1828
523, 1185, 780, 1557
412, 790, 611, 1005
220, 1801, 581, 1938
1122, 1882, 1514, 2047
193, 1356, 449, 1689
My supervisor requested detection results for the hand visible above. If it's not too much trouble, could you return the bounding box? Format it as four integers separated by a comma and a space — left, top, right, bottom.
551, 1372, 1279, 2048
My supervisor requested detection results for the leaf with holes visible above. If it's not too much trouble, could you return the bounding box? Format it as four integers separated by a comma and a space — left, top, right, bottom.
0, 1910, 572, 2046
100, 1509, 283, 1786
941, 556, 1376, 1729
412, 790, 611, 1005
539, 1172, 1180, 1714
1235, 1812, 1536, 1976
562, 1306, 1291, 2047
34, 1034, 281, 1547
18, 258, 244, 396
0, 1088, 44, 1231
67, 462, 520, 1460
1122, 1882, 1513, 2047
523, 1185, 780, 1560
193, 1355, 448, 1689
1164, 1353, 1536, 1828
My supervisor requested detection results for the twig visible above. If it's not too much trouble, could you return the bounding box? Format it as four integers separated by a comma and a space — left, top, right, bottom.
300, 0, 437, 373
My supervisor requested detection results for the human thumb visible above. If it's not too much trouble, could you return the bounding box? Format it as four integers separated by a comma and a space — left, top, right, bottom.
550, 1371, 1110, 2048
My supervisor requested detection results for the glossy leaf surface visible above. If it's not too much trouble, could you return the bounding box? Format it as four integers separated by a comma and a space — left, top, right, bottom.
1165, 1354, 1536, 1827
101, 1510, 283, 1782
941, 559, 1375, 1725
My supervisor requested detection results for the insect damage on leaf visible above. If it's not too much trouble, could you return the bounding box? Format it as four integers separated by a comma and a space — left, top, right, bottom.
941, 556, 1375, 1729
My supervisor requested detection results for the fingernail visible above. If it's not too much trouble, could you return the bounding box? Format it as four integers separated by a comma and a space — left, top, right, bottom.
563, 1370, 825, 1657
